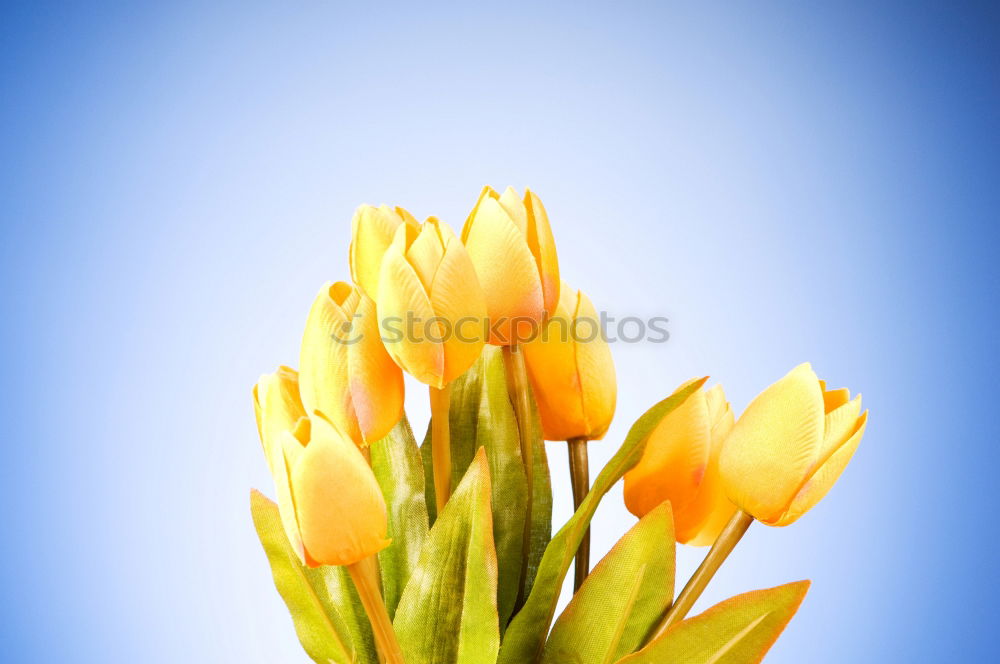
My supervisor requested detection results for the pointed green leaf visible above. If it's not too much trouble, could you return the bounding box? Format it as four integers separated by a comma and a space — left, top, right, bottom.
541, 503, 675, 664
370, 416, 429, 620
616, 581, 810, 664
395, 448, 500, 664
250, 490, 377, 664
422, 346, 551, 626
498, 378, 707, 664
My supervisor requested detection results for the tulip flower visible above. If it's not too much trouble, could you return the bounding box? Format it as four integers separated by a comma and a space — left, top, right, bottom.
376, 215, 487, 509
623, 381, 736, 546
651, 364, 868, 641
461, 185, 559, 346
377, 216, 487, 388
523, 281, 616, 589
524, 282, 617, 443
462, 185, 561, 601
261, 410, 405, 664
349, 204, 419, 297
719, 362, 868, 526
299, 281, 405, 448
287, 413, 391, 566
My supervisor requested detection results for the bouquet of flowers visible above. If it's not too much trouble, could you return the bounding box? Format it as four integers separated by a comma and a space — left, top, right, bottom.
251, 186, 868, 663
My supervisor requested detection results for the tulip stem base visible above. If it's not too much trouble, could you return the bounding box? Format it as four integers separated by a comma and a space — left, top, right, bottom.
503, 344, 534, 607
347, 556, 406, 664
648, 510, 754, 643
567, 437, 591, 592
429, 384, 453, 513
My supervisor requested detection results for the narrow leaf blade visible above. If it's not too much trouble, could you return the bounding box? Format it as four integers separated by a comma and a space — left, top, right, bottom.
250, 490, 377, 664
615, 581, 810, 664
422, 346, 550, 627
370, 416, 429, 620
394, 448, 501, 664
541, 503, 675, 664
498, 378, 707, 664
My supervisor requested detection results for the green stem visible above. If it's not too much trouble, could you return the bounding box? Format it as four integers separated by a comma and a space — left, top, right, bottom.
430, 384, 452, 513
567, 437, 591, 591
647, 510, 754, 643
503, 344, 534, 606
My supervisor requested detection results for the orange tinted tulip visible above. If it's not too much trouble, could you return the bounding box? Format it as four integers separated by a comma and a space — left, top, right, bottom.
299, 282, 404, 447
289, 413, 391, 567
623, 381, 737, 545
719, 363, 868, 527
461, 186, 559, 345
523, 281, 616, 441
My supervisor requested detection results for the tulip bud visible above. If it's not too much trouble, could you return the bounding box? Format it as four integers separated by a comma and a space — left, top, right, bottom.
349, 204, 420, 297
719, 363, 868, 527
253, 366, 306, 464
623, 381, 737, 545
461, 186, 559, 345
299, 282, 404, 447
289, 413, 391, 567
376, 216, 487, 387
522, 281, 616, 441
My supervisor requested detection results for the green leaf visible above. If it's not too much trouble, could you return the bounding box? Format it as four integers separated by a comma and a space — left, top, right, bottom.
370, 415, 429, 620
541, 503, 675, 664
498, 377, 707, 664
250, 490, 377, 664
421, 346, 551, 626
614, 581, 810, 664
394, 448, 500, 664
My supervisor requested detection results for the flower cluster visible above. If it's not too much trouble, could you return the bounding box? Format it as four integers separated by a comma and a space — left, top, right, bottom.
251, 186, 869, 664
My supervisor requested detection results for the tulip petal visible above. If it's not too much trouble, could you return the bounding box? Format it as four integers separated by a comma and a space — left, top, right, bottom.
624, 383, 710, 519
822, 387, 851, 412
291, 415, 390, 567
498, 186, 529, 235
462, 196, 544, 344
461, 185, 500, 238
377, 232, 445, 386
350, 205, 410, 296
406, 219, 447, 291
274, 431, 306, 563
299, 283, 362, 443
573, 289, 616, 440
254, 366, 306, 459
524, 189, 560, 316
347, 294, 405, 444
773, 411, 868, 526
429, 232, 487, 383
523, 287, 586, 441
820, 394, 862, 460
682, 403, 738, 546
719, 363, 825, 523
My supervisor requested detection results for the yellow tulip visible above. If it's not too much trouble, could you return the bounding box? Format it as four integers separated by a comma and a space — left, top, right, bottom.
376, 216, 487, 388
299, 281, 404, 447
349, 204, 420, 297
461, 186, 559, 345
522, 281, 616, 441
289, 413, 391, 567
719, 363, 868, 527
623, 381, 738, 545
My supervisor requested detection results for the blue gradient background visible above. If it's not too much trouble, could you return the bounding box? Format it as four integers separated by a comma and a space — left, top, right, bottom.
2, 2, 997, 662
